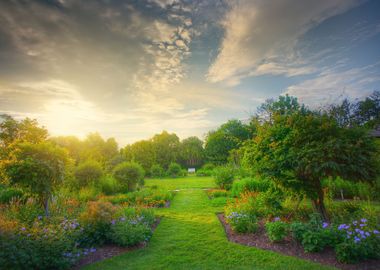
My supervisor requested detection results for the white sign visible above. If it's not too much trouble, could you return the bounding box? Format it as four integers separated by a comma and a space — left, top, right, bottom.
188, 168, 196, 173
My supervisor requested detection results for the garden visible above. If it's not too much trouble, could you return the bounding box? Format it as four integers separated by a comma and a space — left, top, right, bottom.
1, 92, 380, 269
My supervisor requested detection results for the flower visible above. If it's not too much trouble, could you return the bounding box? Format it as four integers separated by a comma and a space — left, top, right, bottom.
322, 222, 329, 229
360, 218, 367, 223
21, 227, 26, 231
354, 236, 361, 243
90, 248, 96, 253
274, 217, 281, 222
373, 230, 379, 234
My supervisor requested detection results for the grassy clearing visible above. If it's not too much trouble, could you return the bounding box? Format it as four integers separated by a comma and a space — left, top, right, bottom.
144, 176, 216, 190
84, 177, 334, 270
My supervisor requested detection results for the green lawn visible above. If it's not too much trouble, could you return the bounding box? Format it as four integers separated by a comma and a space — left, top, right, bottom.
144, 176, 216, 190
84, 177, 334, 270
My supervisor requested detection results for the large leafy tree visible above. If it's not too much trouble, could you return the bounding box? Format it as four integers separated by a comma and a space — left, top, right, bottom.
151, 131, 180, 169
205, 119, 250, 164
124, 140, 156, 173
3, 142, 69, 216
249, 110, 379, 220
179, 136, 204, 168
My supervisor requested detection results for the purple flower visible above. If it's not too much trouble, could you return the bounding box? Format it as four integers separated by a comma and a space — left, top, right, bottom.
373, 230, 379, 234
21, 227, 26, 231
111, 220, 116, 225
353, 221, 358, 226
90, 248, 96, 253
354, 236, 361, 243
359, 224, 366, 227
274, 217, 281, 222
360, 218, 367, 223
338, 224, 347, 230
322, 222, 329, 229
120, 217, 126, 222
27, 233, 31, 237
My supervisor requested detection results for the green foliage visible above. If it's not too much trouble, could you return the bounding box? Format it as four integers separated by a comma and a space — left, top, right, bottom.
213, 166, 235, 190
102, 188, 173, 207
230, 177, 271, 197
79, 201, 117, 246
265, 219, 288, 242
0, 220, 82, 270
78, 186, 100, 202
75, 160, 103, 187
248, 98, 379, 219
179, 136, 204, 168
0, 186, 24, 204
152, 131, 180, 169
167, 162, 182, 178
3, 142, 68, 215
108, 209, 154, 247
150, 164, 164, 178
98, 176, 119, 195
290, 221, 309, 242
323, 177, 376, 200
225, 211, 258, 233
113, 162, 145, 192
301, 230, 330, 252
196, 163, 215, 176
206, 189, 227, 198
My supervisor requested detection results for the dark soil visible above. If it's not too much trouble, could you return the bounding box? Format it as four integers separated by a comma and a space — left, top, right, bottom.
218, 214, 380, 270
72, 219, 161, 269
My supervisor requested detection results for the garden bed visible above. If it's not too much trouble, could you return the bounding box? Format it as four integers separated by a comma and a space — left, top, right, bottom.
72, 218, 161, 269
217, 214, 380, 270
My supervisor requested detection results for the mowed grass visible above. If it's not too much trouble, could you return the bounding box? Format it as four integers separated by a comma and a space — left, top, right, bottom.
144, 176, 216, 190
84, 177, 335, 270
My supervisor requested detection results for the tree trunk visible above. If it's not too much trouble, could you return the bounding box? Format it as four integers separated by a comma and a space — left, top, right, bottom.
312, 188, 329, 222
43, 197, 49, 217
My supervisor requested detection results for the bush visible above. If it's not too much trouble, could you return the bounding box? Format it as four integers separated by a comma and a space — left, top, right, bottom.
290, 221, 309, 242
79, 201, 117, 246
196, 163, 215, 176
167, 162, 182, 178
113, 162, 145, 192
98, 176, 118, 195
207, 189, 227, 198
0, 219, 82, 270
301, 230, 330, 252
150, 164, 164, 178
214, 166, 235, 190
102, 189, 173, 208
265, 219, 288, 242
0, 187, 25, 204
75, 160, 103, 187
78, 186, 100, 202
225, 211, 258, 233
323, 177, 375, 200
230, 177, 272, 197
108, 220, 151, 247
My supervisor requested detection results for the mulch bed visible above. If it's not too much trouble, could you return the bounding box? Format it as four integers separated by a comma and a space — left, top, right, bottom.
217, 214, 380, 270
72, 218, 161, 269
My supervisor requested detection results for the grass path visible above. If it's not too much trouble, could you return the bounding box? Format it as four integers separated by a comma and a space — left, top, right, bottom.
84, 178, 335, 270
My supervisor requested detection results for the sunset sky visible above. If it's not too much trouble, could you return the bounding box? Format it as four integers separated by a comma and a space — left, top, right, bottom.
1, 0, 380, 145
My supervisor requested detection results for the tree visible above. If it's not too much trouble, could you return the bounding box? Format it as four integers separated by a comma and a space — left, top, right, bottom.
151, 131, 180, 169
124, 140, 156, 173
113, 162, 145, 192
214, 166, 235, 190
3, 142, 68, 216
75, 160, 103, 187
167, 162, 182, 178
81, 133, 118, 165
249, 110, 379, 220
150, 164, 164, 178
205, 120, 250, 164
179, 136, 204, 168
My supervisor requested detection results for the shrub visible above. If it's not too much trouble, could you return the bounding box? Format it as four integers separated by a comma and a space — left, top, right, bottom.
78, 186, 100, 202
265, 219, 288, 242
0, 219, 83, 270
79, 201, 117, 246
75, 160, 103, 187
196, 163, 215, 176
108, 220, 152, 247
207, 189, 227, 198
98, 176, 118, 195
4, 198, 44, 226
113, 162, 145, 192
0, 187, 24, 204
225, 211, 258, 233
290, 221, 309, 242
150, 164, 164, 178
230, 177, 271, 197
167, 162, 182, 178
301, 230, 330, 252
214, 166, 235, 190
334, 219, 380, 263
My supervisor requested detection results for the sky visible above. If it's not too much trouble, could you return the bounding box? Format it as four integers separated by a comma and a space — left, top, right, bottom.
0, 0, 380, 146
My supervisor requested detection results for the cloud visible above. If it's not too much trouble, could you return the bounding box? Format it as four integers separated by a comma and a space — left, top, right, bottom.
207, 0, 360, 86
284, 62, 380, 107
